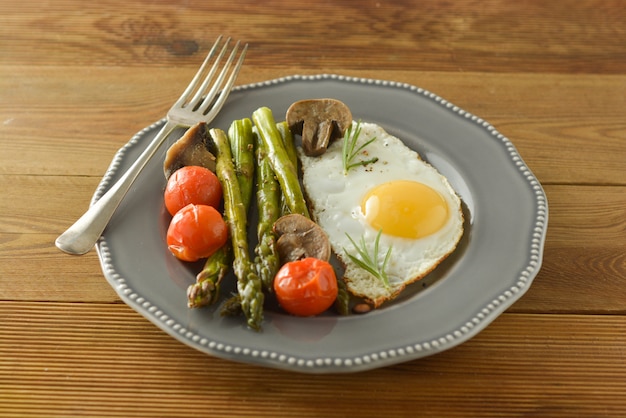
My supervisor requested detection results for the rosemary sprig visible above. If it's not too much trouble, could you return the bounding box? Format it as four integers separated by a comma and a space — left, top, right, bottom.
342, 120, 379, 174
344, 230, 392, 289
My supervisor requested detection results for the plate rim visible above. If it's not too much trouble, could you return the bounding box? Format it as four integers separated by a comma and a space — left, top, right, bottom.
94, 74, 549, 373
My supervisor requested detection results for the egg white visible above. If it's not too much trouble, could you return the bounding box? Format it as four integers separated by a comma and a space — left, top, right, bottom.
299, 122, 464, 306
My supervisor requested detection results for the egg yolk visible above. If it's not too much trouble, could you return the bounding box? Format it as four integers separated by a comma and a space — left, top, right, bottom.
361, 180, 449, 239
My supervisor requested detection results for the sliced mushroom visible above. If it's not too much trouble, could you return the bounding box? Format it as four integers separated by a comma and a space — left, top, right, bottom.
286, 99, 352, 157
273, 214, 331, 263
163, 122, 216, 179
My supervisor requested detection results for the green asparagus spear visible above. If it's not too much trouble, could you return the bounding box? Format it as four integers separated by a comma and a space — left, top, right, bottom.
253, 129, 281, 291
275, 121, 297, 216
210, 128, 264, 330
187, 245, 231, 308
220, 294, 243, 317
277, 121, 298, 171
334, 274, 350, 315
252, 107, 309, 218
228, 118, 255, 210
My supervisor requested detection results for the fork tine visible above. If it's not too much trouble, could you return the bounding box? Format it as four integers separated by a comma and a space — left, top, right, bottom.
202, 43, 248, 120
197, 40, 245, 115
173, 35, 224, 109
188, 38, 232, 109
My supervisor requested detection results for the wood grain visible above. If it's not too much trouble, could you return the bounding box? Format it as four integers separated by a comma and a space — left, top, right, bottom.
2, 1, 626, 74
2, 0, 626, 416
2, 66, 625, 183
1, 302, 625, 417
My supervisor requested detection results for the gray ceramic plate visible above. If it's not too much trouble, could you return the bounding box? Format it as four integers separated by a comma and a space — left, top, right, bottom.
95, 74, 548, 373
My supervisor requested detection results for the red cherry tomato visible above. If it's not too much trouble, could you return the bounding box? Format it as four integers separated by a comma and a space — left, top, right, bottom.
273, 258, 338, 317
166, 204, 228, 262
164, 166, 222, 216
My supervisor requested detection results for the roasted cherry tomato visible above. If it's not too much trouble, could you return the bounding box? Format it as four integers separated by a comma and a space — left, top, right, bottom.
273, 257, 338, 317
166, 204, 228, 262
164, 166, 222, 216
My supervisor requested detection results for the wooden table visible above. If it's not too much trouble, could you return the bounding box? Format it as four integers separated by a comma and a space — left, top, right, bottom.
2, 1, 625, 416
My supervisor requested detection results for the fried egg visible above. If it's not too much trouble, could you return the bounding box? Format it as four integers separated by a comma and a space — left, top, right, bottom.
298, 122, 464, 306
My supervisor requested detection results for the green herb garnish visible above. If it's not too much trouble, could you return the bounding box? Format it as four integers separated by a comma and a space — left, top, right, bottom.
344, 230, 392, 288
342, 120, 379, 174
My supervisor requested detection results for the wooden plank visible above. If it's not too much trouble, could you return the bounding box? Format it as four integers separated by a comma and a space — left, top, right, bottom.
1, 1, 625, 74
0, 302, 624, 417
0, 233, 118, 303
0, 175, 102, 234
1, 66, 625, 183
515, 185, 626, 314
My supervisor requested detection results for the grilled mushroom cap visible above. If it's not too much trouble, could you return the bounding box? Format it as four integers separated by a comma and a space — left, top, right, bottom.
273, 214, 331, 263
286, 99, 352, 157
163, 122, 216, 179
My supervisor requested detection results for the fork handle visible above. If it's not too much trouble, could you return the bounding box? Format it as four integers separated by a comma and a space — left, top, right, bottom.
55, 120, 177, 255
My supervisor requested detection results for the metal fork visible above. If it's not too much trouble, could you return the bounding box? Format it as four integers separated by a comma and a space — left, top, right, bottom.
55, 36, 248, 255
